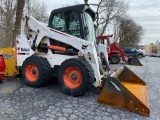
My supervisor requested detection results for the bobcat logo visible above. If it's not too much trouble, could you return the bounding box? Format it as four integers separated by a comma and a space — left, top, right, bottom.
82, 45, 88, 50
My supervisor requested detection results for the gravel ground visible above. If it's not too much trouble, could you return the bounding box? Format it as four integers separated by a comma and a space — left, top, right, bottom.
0, 57, 160, 120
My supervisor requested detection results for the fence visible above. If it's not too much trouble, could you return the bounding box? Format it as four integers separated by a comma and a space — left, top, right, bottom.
0, 26, 20, 48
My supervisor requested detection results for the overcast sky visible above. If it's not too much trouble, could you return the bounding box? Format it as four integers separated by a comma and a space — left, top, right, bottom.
43, 0, 160, 45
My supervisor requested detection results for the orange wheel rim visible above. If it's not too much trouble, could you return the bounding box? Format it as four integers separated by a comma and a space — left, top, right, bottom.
63, 66, 82, 89
26, 63, 39, 82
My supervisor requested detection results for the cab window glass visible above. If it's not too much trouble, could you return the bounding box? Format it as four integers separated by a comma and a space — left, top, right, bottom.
52, 11, 81, 38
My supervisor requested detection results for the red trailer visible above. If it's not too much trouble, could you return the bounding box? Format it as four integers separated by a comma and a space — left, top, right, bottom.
0, 52, 5, 81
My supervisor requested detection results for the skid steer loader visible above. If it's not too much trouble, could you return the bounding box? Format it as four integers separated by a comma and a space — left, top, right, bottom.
15, 4, 149, 116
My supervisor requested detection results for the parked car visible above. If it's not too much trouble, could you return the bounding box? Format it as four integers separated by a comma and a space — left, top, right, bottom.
137, 49, 146, 57
149, 53, 160, 57
124, 48, 145, 59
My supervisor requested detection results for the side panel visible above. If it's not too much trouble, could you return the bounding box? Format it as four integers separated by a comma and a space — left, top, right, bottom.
16, 35, 35, 66
37, 50, 78, 67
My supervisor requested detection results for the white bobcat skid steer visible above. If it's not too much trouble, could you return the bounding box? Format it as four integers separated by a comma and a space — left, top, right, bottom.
16, 4, 150, 116
16, 16, 105, 94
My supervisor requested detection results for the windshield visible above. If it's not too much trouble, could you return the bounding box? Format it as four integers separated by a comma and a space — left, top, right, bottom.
84, 12, 96, 43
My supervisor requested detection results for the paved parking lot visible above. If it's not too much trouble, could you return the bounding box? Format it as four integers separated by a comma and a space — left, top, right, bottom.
0, 57, 160, 120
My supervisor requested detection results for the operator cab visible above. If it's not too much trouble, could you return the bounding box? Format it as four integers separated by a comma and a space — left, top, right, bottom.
48, 4, 96, 50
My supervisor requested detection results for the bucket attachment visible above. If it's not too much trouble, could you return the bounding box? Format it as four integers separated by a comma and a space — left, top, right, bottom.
98, 66, 150, 116
128, 54, 143, 66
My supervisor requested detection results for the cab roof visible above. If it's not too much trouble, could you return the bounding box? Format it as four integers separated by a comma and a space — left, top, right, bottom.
50, 4, 96, 21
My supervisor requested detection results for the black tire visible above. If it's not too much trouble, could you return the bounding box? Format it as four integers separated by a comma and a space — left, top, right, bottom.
137, 53, 143, 59
22, 56, 52, 87
58, 58, 94, 97
110, 54, 121, 64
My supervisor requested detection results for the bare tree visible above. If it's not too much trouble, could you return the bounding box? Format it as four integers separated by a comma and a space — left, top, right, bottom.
25, 0, 49, 23
91, 0, 128, 35
0, 0, 17, 47
114, 16, 144, 49
0, 0, 48, 47
112, 15, 122, 42
0, 0, 17, 27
